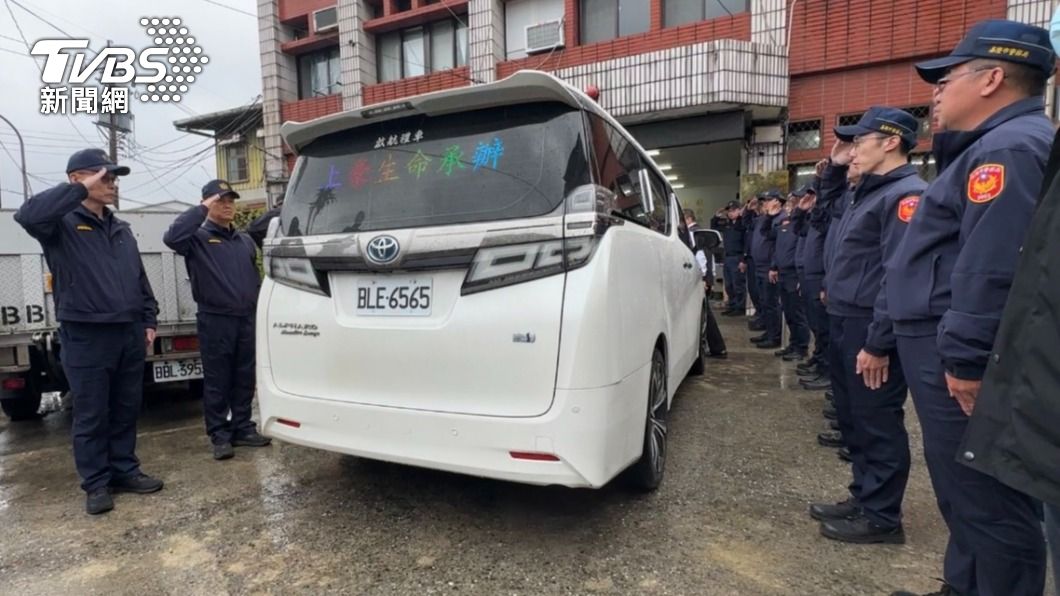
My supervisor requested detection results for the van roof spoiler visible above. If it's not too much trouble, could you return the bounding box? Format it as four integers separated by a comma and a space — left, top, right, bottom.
281, 70, 598, 153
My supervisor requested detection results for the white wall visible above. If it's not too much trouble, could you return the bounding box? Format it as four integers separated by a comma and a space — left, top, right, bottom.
504, 0, 565, 60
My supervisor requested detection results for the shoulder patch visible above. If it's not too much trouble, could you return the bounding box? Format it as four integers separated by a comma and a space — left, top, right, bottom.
897, 195, 919, 223
968, 164, 1005, 204
75, 224, 93, 231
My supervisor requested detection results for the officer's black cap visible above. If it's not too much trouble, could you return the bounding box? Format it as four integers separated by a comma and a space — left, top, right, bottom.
725, 200, 741, 210
794, 185, 816, 197
66, 148, 130, 176
915, 19, 1056, 84
201, 179, 240, 200
834, 106, 920, 149
758, 189, 786, 203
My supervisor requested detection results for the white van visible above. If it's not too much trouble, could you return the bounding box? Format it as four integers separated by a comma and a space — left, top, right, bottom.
258, 71, 708, 490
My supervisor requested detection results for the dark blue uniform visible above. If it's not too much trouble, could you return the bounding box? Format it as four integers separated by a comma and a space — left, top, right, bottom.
771, 210, 809, 353
888, 97, 1052, 595
824, 162, 925, 530
14, 183, 158, 492
750, 211, 781, 342
164, 205, 261, 447
797, 192, 830, 366
742, 210, 763, 321
719, 217, 748, 312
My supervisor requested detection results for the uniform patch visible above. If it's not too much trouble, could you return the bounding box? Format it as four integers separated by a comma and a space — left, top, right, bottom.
897, 195, 919, 223
968, 164, 1005, 203
75, 224, 93, 231
208, 238, 223, 244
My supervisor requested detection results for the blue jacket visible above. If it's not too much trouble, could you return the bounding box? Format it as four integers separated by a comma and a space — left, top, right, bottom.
14, 183, 158, 328
749, 213, 777, 275
717, 216, 748, 258
819, 163, 853, 291
771, 210, 799, 274
824, 164, 927, 354
887, 97, 1053, 380
163, 205, 261, 317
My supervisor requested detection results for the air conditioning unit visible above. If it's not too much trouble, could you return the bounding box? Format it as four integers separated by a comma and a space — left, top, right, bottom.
525, 20, 564, 54
313, 7, 338, 34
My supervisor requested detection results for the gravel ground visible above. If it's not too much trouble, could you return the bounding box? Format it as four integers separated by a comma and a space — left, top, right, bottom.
0, 315, 1053, 596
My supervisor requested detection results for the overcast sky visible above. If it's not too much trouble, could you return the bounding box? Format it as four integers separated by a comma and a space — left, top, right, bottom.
0, 0, 261, 209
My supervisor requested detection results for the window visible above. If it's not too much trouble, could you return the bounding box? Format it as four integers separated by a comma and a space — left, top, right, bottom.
297, 46, 341, 99
904, 105, 932, 139
665, 0, 749, 28
836, 112, 863, 127
586, 114, 668, 235
377, 18, 468, 82
225, 144, 249, 183
580, 0, 650, 45
788, 162, 817, 191
787, 120, 821, 151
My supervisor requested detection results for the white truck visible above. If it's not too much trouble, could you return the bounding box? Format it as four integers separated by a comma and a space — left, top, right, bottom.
0, 208, 204, 420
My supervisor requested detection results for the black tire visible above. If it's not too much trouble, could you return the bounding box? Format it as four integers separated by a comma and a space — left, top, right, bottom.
628, 348, 669, 491
690, 303, 708, 376
0, 374, 43, 421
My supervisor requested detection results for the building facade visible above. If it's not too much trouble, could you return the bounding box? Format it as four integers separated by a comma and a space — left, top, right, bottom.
173, 105, 269, 207
258, 0, 1056, 216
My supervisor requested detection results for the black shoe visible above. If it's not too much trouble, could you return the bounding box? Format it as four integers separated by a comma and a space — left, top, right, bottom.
756, 340, 782, 349
232, 432, 272, 447
86, 488, 114, 515
796, 361, 818, 374
820, 515, 905, 544
109, 473, 164, 494
213, 442, 234, 460
837, 446, 851, 462
782, 351, 808, 362
774, 346, 793, 357
750, 334, 769, 344
830, 419, 842, 431
809, 497, 859, 521
707, 351, 728, 359
748, 321, 766, 332
817, 430, 843, 448
822, 404, 837, 420
801, 376, 832, 390
890, 583, 959, 596
824, 390, 834, 401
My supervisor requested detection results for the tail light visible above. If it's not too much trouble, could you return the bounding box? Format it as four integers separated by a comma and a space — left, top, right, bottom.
172, 336, 199, 352
461, 236, 596, 295
2, 377, 26, 391
269, 256, 328, 296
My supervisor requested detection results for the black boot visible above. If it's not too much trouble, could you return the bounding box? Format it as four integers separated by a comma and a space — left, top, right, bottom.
837, 446, 851, 461
822, 404, 837, 420
801, 375, 832, 390
820, 515, 905, 544
817, 430, 843, 448
86, 488, 114, 515
809, 497, 859, 521
782, 350, 808, 362
889, 583, 960, 596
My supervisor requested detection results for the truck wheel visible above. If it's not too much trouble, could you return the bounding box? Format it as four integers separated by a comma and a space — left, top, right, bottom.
1, 374, 43, 421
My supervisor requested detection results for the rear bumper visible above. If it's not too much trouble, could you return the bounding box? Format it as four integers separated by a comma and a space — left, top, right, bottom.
256, 365, 648, 489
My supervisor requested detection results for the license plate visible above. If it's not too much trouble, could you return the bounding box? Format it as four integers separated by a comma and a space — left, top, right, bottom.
356, 278, 433, 316
152, 359, 203, 382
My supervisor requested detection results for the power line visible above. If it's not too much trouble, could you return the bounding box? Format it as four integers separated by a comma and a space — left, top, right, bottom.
0, 138, 33, 195
200, 0, 257, 18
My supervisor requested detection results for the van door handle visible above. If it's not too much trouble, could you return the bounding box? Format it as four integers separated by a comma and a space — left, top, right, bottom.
683, 262, 693, 269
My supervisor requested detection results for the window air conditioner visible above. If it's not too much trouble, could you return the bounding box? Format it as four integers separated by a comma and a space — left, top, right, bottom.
525, 20, 564, 54
313, 7, 338, 34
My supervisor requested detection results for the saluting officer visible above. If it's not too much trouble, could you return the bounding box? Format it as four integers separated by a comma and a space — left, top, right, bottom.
768, 194, 810, 360
794, 184, 831, 389
718, 201, 748, 316
749, 190, 784, 349
164, 180, 271, 461
809, 107, 925, 546
14, 149, 164, 516
886, 20, 1054, 596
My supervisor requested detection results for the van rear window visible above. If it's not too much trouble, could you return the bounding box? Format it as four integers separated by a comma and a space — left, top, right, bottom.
280, 102, 590, 236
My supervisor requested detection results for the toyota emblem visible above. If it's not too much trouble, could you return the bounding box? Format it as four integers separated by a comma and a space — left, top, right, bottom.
366, 235, 400, 265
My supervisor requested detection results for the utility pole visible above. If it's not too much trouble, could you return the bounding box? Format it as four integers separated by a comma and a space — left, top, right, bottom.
106, 39, 119, 210
0, 113, 31, 203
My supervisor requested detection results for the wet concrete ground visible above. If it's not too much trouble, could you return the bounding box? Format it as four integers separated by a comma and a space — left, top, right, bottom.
0, 315, 1053, 595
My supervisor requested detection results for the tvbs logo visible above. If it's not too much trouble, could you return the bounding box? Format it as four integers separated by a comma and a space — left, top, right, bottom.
32, 17, 208, 107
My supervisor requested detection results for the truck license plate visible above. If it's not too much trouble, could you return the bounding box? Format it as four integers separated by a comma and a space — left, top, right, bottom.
152, 359, 203, 382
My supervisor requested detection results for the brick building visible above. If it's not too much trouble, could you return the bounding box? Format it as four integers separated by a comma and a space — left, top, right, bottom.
257, 0, 1057, 215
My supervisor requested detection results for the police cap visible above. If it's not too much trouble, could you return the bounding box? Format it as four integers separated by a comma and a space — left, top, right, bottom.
202, 179, 240, 200
915, 19, 1056, 84
66, 148, 131, 176
834, 106, 920, 149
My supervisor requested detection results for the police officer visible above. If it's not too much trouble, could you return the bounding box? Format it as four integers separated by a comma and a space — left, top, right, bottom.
740, 198, 765, 331
164, 180, 271, 460
794, 184, 831, 386
748, 191, 784, 349
808, 107, 925, 545
716, 201, 748, 316
769, 193, 810, 360
886, 20, 1054, 596
14, 149, 164, 515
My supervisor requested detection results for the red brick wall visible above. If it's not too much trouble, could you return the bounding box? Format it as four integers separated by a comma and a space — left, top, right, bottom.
497, 12, 752, 79
363, 67, 471, 105
788, 0, 1007, 75
281, 94, 344, 123
787, 60, 936, 163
